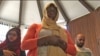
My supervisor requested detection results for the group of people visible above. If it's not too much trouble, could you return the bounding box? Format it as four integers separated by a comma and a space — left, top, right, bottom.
0, 3, 93, 56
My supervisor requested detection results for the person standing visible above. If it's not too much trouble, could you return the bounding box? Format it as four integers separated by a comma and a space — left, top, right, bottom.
75, 33, 93, 56
21, 3, 76, 56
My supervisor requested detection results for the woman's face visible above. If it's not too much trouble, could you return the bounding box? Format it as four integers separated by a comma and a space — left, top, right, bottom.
8, 30, 17, 42
47, 5, 57, 20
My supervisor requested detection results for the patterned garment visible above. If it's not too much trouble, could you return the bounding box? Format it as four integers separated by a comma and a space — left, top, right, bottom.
75, 45, 93, 56
38, 29, 52, 56
77, 52, 91, 56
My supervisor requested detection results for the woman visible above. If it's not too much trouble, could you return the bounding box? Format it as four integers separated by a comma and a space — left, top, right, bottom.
21, 3, 76, 56
0, 27, 26, 56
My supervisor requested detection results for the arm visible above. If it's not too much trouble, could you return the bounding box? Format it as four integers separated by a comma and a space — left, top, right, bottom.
21, 24, 39, 50
91, 51, 93, 56
65, 31, 76, 56
0, 43, 16, 56
88, 48, 93, 56
0, 50, 16, 56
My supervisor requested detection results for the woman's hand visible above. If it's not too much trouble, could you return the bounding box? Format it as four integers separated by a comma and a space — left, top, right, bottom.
37, 35, 67, 51
3, 50, 16, 56
47, 35, 67, 51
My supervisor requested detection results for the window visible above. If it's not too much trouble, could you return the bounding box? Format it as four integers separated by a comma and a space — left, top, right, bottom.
0, 24, 12, 43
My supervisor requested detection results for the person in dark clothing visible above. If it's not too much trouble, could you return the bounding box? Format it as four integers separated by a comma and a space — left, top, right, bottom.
0, 27, 26, 56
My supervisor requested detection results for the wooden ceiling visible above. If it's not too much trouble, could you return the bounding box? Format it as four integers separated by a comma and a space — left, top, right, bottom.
0, 0, 100, 28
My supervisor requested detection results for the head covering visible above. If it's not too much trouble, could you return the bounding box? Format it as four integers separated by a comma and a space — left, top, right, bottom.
41, 3, 67, 56
0, 27, 21, 56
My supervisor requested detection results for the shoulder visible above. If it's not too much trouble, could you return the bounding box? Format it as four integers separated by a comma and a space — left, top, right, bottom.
30, 23, 41, 27
85, 48, 92, 53
28, 24, 42, 29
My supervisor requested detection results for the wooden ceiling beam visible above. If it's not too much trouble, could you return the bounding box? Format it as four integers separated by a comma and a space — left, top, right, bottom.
79, 0, 95, 12
37, 0, 43, 20
18, 0, 23, 28
0, 0, 2, 5
54, 0, 70, 24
